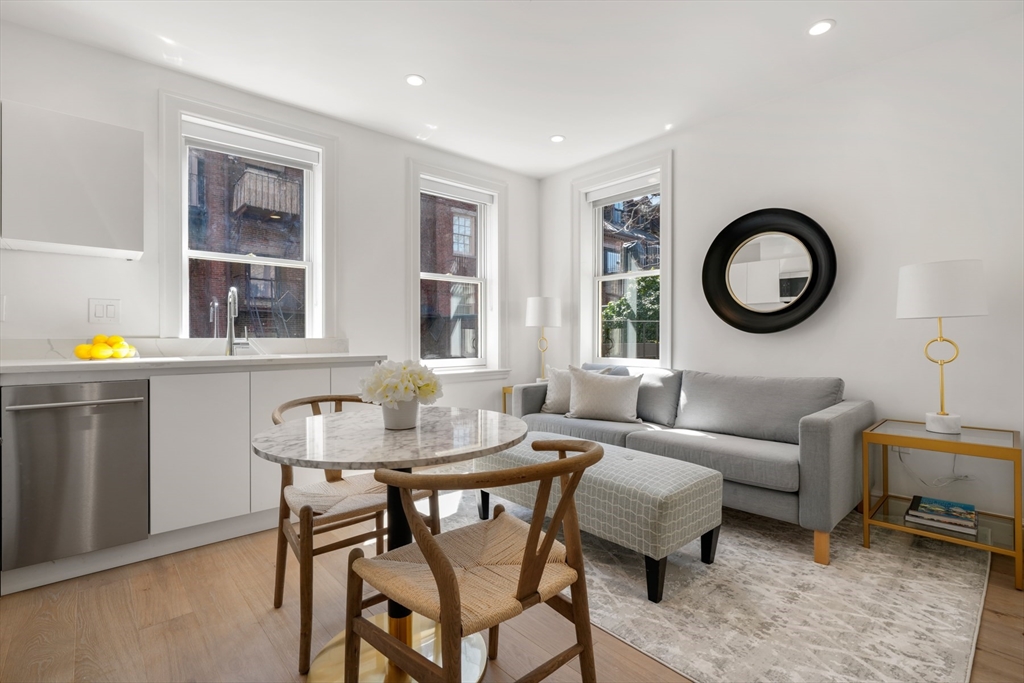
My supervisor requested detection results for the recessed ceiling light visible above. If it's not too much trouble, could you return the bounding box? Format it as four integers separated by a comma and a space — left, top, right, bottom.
550, 135, 565, 143
269, 214, 281, 220
159, 36, 175, 45
664, 124, 673, 131
406, 74, 426, 86
808, 19, 835, 36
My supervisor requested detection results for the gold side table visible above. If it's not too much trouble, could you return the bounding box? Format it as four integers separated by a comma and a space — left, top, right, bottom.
501, 385, 513, 414
862, 419, 1022, 590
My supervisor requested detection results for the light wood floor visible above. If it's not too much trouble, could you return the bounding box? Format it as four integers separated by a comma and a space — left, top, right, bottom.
1, 523, 1021, 683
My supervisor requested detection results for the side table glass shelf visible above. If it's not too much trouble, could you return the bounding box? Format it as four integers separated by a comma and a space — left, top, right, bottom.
862, 419, 1022, 590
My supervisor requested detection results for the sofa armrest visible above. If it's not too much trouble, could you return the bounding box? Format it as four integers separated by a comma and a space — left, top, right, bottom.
512, 383, 548, 418
797, 399, 876, 533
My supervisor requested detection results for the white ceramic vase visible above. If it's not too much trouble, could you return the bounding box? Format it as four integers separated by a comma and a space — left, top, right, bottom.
382, 400, 419, 430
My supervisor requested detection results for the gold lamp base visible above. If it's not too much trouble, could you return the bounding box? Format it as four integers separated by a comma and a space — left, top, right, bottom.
308, 612, 488, 683
923, 317, 962, 434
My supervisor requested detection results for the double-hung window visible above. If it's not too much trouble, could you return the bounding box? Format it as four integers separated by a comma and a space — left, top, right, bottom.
179, 115, 322, 338
574, 152, 672, 367
412, 165, 507, 374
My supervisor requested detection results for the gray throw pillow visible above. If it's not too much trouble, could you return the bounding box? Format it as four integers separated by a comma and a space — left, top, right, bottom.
627, 367, 684, 426
540, 365, 616, 414
567, 366, 642, 423
674, 370, 845, 444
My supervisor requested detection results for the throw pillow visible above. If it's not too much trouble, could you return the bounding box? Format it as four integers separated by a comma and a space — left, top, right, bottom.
540, 365, 617, 414
566, 366, 642, 423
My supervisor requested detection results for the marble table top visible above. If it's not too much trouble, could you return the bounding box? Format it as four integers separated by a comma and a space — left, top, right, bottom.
251, 405, 528, 470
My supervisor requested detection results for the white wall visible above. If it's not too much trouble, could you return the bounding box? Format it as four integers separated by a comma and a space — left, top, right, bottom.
0, 22, 542, 409
540, 18, 1023, 515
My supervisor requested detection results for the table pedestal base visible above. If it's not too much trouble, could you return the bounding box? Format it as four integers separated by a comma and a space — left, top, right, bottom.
308, 612, 488, 683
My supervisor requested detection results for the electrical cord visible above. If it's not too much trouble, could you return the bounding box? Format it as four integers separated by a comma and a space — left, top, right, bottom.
897, 449, 970, 488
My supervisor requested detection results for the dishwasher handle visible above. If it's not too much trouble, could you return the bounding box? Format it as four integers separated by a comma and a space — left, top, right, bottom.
5, 396, 146, 412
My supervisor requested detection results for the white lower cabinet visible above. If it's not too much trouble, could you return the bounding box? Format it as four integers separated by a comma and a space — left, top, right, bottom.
249, 368, 332, 512
150, 372, 252, 534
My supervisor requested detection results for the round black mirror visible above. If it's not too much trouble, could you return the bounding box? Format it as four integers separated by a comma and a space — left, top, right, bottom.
702, 208, 836, 333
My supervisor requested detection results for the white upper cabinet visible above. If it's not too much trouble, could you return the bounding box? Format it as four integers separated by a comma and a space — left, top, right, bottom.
0, 101, 144, 260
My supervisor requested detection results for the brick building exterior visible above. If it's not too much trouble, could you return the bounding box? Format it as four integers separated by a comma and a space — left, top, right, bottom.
187, 148, 306, 338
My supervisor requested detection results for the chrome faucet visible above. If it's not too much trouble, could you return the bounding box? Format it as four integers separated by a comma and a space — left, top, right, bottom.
225, 287, 238, 355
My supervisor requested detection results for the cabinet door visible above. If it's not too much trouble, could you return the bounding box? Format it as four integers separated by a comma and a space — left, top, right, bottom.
150, 373, 251, 534
250, 368, 332, 512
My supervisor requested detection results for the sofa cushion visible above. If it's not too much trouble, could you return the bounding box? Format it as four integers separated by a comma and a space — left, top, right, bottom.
523, 413, 655, 447
581, 364, 683, 426
580, 363, 630, 376
626, 428, 800, 492
566, 366, 642, 423
627, 367, 684, 426
674, 371, 844, 444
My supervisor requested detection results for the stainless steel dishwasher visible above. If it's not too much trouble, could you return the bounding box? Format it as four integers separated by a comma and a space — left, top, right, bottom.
1, 380, 149, 571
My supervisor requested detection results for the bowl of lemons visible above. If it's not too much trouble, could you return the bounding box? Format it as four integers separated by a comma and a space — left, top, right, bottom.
74, 335, 138, 361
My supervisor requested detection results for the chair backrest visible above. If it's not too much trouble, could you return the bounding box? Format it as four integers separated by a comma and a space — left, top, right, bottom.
272, 394, 369, 482
272, 394, 367, 425
375, 439, 603, 608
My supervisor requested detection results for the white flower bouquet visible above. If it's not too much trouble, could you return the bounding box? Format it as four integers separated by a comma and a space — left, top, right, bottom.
359, 359, 443, 409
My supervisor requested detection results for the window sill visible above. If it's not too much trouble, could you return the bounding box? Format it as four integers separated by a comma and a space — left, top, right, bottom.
433, 367, 511, 384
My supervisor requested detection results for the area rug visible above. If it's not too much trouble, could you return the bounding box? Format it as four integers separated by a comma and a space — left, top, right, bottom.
443, 490, 990, 683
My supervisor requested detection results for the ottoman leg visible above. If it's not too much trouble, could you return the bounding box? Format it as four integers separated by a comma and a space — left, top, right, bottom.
701, 525, 721, 564
644, 556, 667, 603
477, 490, 490, 520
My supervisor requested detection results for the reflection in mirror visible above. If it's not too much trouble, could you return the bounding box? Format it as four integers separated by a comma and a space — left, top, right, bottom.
727, 233, 812, 312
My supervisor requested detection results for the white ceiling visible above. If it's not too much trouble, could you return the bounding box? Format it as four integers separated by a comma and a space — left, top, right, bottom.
2, 1, 1020, 177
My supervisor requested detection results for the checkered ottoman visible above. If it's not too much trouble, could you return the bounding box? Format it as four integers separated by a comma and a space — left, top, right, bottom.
475, 432, 723, 602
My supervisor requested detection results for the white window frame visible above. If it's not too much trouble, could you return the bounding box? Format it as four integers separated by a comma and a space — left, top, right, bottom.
408, 160, 509, 379
571, 152, 673, 368
159, 93, 338, 339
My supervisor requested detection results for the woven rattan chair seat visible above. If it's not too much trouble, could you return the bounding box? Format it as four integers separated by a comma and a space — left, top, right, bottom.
283, 474, 429, 526
353, 512, 578, 635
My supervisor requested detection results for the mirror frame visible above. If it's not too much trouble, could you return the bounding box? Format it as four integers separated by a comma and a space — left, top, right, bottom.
702, 208, 836, 333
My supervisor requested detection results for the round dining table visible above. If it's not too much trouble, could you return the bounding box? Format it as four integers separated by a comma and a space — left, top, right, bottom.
251, 404, 528, 682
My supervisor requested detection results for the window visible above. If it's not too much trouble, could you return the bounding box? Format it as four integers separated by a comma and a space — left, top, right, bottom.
596, 192, 661, 360
572, 152, 672, 367
452, 213, 474, 255
411, 163, 508, 375
419, 193, 484, 363
180, 116, 322, 338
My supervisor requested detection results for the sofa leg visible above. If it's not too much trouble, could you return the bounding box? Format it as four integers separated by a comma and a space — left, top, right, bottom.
701, 525, 721, 564
814, 531, 830, 566
644, 556, 667, 603
477, 490, 490, 520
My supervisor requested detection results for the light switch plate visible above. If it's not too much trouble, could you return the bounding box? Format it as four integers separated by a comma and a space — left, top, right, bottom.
88, 298, 120, 324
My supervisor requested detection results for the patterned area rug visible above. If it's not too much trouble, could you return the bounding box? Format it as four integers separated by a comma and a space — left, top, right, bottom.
443, 490, 989, 683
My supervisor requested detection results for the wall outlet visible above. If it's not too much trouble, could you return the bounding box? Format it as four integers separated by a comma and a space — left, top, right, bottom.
88, 298, 120, 325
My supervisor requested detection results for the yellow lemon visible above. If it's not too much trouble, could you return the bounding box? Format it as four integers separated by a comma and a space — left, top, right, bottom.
127, 345, 137, 358
107, 335, 125, 346
111, 341, 129, 351
90, 343, 114, 360
74, 344, 93, 360
92, 334, 108, 345
111, 346, 130, 359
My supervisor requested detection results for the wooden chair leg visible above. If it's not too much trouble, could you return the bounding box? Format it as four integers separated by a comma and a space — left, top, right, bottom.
814, 530, 830, 566
569, 577, 597, 682
273, 500, 290, 609
429, 492, 441, 535
374, 511, 385, 555
442, 614, 462, 683
298, 505, 315, 675
488, 625, 499, 660
344, 548, 364, 683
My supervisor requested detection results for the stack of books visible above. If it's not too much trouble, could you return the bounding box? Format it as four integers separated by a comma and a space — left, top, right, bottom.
904, 496, 979, 536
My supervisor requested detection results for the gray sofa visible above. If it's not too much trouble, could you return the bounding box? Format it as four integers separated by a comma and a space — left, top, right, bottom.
511, 367, 876, 564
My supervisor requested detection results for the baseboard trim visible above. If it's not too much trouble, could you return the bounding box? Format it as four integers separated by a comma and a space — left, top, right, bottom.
0, 509, 279, 595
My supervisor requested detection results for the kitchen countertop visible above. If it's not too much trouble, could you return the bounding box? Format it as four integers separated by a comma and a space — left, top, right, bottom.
0, 353, 386, 385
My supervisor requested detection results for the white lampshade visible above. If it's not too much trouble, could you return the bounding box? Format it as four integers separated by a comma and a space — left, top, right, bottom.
525, 296, 562, 328
896, 259, 988, 320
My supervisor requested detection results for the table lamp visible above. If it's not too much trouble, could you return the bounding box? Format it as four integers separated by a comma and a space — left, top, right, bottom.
525, 296, 561, 381
896, 259, 987, 434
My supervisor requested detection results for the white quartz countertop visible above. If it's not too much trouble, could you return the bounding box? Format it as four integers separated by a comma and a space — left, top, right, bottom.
0, 353, 386, 378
